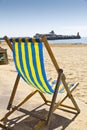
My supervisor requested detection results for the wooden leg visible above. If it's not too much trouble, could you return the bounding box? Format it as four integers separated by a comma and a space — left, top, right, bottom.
46, 69, 63, 125
62, 76, 80, 113
0, 122, 12, 130
38, 91, 48, 103
7, 74, 20, 110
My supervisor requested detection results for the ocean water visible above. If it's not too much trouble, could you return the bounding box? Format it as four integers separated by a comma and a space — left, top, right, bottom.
48, 37, 87, 44
0, 37, 87, 44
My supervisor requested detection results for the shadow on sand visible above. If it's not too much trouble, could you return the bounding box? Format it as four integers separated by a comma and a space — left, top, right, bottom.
2, 105, 78, 130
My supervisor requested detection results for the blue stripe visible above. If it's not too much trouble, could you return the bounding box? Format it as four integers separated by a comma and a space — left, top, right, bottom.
31, 43, 46, 92
12, 43, 22, 77
12, 43, 27, 82
39, 43, 54, 93
18, 43, 30, 83
24, 43, 41, 90
18, 43, 25, 75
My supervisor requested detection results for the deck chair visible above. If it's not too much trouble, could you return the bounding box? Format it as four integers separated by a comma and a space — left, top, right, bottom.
0, 36, 80, 129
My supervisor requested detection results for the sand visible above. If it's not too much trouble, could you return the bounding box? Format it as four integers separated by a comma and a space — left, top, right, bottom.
0, 42, 87, 130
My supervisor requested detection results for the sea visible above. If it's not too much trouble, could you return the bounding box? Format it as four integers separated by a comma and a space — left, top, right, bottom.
48, 37, 87, 44
0, 37, 87, 44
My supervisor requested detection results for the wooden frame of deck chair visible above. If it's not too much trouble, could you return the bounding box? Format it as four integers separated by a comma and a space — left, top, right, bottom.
0, 36, 80, 130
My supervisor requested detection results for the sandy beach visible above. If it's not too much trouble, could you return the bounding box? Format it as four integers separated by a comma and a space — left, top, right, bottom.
0, 42, 87, 130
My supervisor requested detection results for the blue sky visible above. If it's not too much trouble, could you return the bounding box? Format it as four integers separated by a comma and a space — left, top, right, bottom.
0, 0, 87, 37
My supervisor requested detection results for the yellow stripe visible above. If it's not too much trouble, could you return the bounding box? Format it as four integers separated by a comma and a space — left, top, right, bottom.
27, 42, 45, 92
52, 82, 73, 93
21, 42, 36, 88
52, 83, 64, 91
34, 42, 50, 93
15, 42, 26, 80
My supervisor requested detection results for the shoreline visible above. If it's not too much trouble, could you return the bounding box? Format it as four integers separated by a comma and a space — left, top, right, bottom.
1, 41, 87, 46
49, 43, 87, 47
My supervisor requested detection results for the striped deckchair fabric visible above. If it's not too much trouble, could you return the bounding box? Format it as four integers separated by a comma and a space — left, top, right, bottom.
48, 78, 74, 93
10, 38, 74, 94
